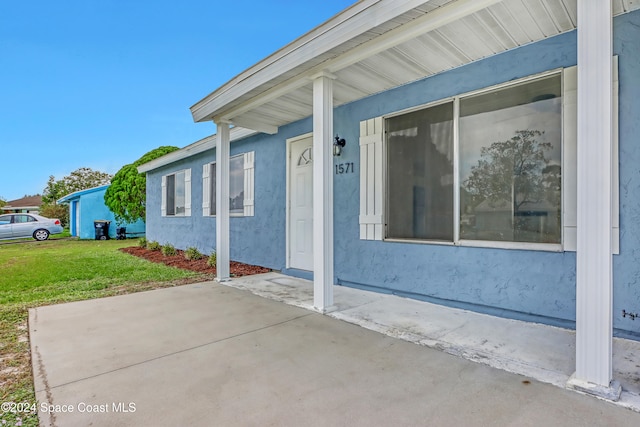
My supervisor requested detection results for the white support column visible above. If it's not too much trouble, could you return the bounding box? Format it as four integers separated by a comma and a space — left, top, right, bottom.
215, 121, 231, 282
312, 72, 336, 313
568, 0, 620, 400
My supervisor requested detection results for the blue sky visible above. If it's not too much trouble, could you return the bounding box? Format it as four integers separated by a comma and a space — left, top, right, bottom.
0, 0, 354, 201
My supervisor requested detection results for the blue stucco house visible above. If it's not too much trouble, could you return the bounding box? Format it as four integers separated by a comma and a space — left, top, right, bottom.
58, 185, 145, 239
139, 1, 640, 401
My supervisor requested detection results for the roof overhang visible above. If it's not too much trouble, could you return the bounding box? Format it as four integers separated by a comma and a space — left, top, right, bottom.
190, 0, 638, 134
137, 127, 257, 173
1, 205, 40, 211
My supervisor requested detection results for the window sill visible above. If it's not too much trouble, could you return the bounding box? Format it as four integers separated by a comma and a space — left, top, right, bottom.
383, 237, 563, 252
457, 239, 563, 253
384, 238, 454, 247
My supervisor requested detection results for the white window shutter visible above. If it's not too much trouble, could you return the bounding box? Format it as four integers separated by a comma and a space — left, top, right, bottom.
359, 117, 384, 240
612, 56, 620, 254
184, 168, 192, 217
161, 175, 167, 217
562, 65, 578, 251
562, 57, 619, 254
202, 163, 210, 216
244, 151, 255, 217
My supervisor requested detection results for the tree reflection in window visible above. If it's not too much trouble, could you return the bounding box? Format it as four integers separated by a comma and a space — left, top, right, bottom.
459, 74, 562, 243
461, 130, 561, 243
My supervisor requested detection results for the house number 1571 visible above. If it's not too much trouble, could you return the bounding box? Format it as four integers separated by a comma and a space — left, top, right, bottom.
335, 162, 354, 174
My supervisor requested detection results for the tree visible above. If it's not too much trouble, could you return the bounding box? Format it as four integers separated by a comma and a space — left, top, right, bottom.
104, 146, 179, 224
463, 130, 561, 241
0, 197, 5, 208
42, 175, 67, 204
39, 204, 69, 227
42, 167, 113, 204
463, 130, 553, 213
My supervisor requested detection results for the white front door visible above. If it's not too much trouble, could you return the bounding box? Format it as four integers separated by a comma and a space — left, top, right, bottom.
289, 135, 314, 271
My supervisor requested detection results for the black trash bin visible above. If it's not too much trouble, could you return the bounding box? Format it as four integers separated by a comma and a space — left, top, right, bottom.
116, 227, 127, 240
94, 220, 111, 240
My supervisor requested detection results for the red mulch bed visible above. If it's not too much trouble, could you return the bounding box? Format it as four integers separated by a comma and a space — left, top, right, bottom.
120, 246, 271, 277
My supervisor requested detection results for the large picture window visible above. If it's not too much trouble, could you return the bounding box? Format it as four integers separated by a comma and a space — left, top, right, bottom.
362, 62, 619, 251
460, 75, 562, 244
385, 73, 562, 246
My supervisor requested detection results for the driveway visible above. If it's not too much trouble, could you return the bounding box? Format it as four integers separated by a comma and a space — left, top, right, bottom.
30, 279, 640, 426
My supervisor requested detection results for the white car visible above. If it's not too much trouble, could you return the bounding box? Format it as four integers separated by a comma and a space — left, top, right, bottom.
0, 213, 64, 241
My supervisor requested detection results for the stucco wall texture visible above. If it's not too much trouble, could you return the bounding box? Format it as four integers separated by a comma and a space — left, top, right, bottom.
146, 10, 640, 339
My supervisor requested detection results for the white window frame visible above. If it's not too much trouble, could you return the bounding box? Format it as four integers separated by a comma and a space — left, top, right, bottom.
202, 151, 255, 218
360, 61, 619, 253
161, 168, 191, 217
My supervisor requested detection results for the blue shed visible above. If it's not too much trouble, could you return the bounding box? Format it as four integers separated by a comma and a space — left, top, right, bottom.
58, 185, 145, 239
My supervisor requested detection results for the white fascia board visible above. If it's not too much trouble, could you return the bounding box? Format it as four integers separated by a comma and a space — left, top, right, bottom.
137, 127, 256, 173
190, 0, 437, 123
137, 135, 216, 173
199, 0, 504, 124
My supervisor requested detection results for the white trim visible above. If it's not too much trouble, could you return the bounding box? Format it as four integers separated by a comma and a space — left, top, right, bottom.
458, 240, 563, 253
243, 151, 255, 217
562, 64, 578, 251
161, 175, 167, 217
612, 55, 620, 254
381, 238, 562, 253
137, 127, 257, 173
453, 97, 461, 243
184, 168, 192, 217
202, 163, 210, 216
359, 117, 384, 240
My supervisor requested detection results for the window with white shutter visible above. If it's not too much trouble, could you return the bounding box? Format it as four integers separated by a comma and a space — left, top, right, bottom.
244, 151, 255, 217
204, 151, 254, 217
161, 169, 191, 217
358, 60, 619, 252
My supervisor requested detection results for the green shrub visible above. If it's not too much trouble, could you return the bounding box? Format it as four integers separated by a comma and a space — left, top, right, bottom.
147, 241, 161, 251
184, 247, 203, 261
161, 243, 177, 256
138, 237, 147, 248
207, 251, 217, 267
39, 203, 70, 228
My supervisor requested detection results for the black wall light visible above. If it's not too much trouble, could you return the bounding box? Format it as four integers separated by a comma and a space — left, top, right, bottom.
333, 135, 346, 156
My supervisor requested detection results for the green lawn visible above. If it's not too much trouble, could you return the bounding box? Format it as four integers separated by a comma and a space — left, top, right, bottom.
0, 239, 206, 427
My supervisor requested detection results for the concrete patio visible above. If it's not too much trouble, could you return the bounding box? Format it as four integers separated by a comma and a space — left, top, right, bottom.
30, 272, 640, 426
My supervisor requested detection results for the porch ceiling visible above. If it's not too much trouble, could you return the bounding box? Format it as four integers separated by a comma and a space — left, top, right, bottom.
190, 0, 638, 134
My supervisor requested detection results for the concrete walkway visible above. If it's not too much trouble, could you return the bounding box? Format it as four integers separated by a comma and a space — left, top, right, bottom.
30, 273, 640, 426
